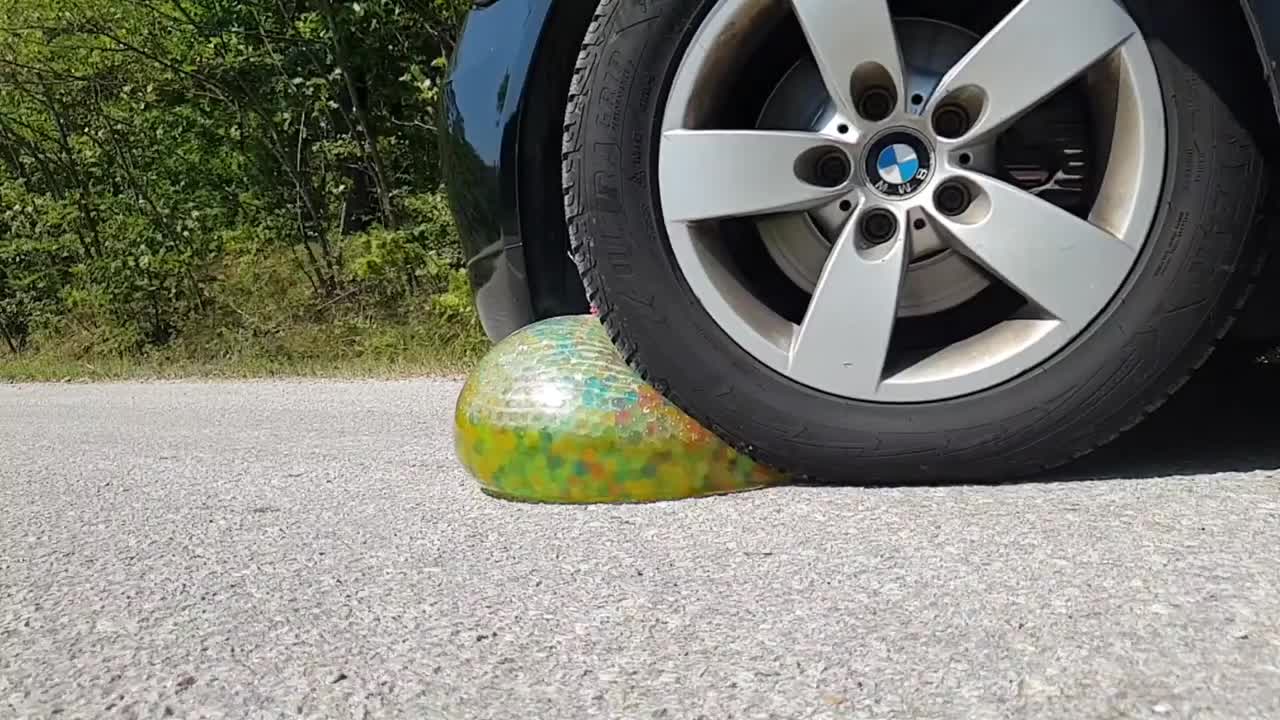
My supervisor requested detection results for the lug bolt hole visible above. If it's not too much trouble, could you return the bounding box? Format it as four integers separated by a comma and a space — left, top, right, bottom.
837, 123, 850, 135
935, 181, 973, 217
839, 199, 853, 212
958, 152, 972, 166
815, 151, 852, 187
911, 93, 925, 106
933, 103, 972, 139
861, 209, 898, 245
912, 218, 927, 231
857, 87, 895, 122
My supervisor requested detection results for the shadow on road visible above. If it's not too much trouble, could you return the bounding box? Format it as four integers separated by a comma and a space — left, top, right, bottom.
1061, 352, 1280, 479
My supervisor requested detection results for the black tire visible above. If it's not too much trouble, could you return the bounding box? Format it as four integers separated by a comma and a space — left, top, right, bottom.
561, 0, 1268, 482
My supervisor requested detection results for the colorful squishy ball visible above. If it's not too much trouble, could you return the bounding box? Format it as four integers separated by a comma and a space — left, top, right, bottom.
454, 315, 786, 504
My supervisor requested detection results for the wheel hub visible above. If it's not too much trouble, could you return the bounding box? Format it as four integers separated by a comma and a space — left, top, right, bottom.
756, 17, 992, 317
865, 129, 933, 199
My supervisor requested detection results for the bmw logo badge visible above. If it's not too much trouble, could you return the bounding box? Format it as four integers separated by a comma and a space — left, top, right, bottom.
865, 131, 933, 199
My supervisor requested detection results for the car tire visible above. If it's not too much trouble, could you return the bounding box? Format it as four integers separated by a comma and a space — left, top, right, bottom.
562, 0, 1267, 482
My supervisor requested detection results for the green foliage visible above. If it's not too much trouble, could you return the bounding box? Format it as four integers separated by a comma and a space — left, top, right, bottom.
0, 0, 481, 372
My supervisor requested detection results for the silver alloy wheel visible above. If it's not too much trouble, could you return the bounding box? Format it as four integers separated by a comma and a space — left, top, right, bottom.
658, 0, 1165, 403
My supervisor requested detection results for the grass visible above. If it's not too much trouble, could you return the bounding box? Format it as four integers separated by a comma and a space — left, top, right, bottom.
0, 320, 490, 383
0, 352, 479, 383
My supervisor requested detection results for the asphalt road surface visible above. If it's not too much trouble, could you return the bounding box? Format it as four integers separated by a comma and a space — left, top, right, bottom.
3, 358, 1280, 720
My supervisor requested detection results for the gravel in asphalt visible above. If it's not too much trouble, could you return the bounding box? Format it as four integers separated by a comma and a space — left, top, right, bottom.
2, 360, 1280, 719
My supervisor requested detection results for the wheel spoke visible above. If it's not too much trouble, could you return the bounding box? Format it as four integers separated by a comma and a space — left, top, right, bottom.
659, 129, 851, 222
930, 174, 1136, 329
931, 0, 1137, 143
789, 217, 907, 396
790, 0, 904, 122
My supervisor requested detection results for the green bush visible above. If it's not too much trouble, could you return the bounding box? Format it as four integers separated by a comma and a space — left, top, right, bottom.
0, 0, 483, 376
